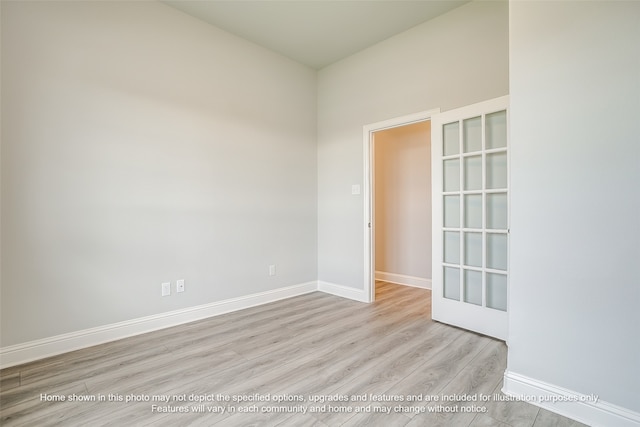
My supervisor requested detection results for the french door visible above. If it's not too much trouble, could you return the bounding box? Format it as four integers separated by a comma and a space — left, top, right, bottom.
431, 96, 509, 340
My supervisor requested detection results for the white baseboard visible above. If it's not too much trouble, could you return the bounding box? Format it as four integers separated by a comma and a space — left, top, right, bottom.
375, 271, 432, 289
503, 371, 640, 427
317, 281, 370, 303
0, 281, 317, 369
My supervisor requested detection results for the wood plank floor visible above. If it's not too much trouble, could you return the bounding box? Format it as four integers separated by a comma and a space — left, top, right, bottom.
1, 282, 587, 426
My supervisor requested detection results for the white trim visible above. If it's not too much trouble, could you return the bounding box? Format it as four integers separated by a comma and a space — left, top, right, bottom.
317, 281, 369, 303
503, 371, 640, 427
0, 281, 317, 369
363, 108, 440, 304
375, 271, 432, 289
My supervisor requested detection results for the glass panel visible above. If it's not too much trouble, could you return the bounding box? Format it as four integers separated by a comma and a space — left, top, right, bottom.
444, 159, 460, 192
486, 152, 507, 189
444, 195, 460, 228
444, 267, 460, 301
464, 270, 482, 306
464, 156, 482, 191
443, 122, 459, 156
444, 231, 460, 265
463, 116, 482, 153
487, 233, 508, 270
486, 273, 507, 311
464, 232, 482, 267
464, 194, 482, 229
486, 110, 507, 149
486, 193, 507, 230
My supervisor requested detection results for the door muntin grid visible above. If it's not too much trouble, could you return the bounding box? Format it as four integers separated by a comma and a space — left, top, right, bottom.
442, 110, 508, 312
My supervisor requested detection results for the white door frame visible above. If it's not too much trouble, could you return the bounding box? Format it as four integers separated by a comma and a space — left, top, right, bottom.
363, 108, 440, 303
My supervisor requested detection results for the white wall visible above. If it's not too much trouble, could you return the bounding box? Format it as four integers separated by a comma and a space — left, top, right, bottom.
508, 0, 640, 417
317, 0, 509, 289
374, 121, 431, 283
0, 1, 317, 347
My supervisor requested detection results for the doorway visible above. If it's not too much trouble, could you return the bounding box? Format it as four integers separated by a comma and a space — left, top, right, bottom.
363, 109, 440, 302
364, 96, 509, 339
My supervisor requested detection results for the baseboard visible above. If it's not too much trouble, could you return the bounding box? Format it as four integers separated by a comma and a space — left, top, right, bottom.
503, 371, 640, 427
317, 281, 370, 303
375, 271, 432, 289
0, 281, 318, 369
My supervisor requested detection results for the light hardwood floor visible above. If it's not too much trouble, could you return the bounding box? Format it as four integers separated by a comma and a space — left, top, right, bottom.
1, 282, 587, 426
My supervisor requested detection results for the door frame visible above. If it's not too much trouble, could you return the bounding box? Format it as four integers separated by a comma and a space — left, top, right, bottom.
363, 108, 440, 303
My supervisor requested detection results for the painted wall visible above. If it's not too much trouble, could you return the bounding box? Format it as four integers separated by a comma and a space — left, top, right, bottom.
0, 1, 317, 346
317, 0, 509, 290
508, 0, 640, 414
374, 121, 431, 284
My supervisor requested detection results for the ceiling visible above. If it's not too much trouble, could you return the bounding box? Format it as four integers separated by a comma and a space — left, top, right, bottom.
163, 1, 470, 69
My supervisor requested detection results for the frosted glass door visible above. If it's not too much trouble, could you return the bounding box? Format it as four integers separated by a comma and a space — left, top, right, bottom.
431, 96, 509, 340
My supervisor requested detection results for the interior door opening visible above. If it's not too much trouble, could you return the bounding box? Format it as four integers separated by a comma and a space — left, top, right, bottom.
363, 109, 440, 303
364, 97, 509, 340
373, 122, 431, 299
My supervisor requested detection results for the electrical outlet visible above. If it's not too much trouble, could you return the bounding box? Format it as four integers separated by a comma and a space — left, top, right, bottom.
269, 265, 276, 276
161, 282, 171, 297
176, 279, 185, 293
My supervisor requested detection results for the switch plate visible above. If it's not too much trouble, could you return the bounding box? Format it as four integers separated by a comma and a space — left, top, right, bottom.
161, 282, 171, 297
269, 265, 276, 276
176, 279, 185, 293
351, 184, 361, 195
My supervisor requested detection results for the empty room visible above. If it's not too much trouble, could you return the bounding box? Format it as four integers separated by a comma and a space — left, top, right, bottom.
1, 1, 638, 426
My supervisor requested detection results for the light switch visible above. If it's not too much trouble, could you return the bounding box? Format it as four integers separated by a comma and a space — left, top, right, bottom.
161, 282, 171, 297
351, 184, 361, 195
